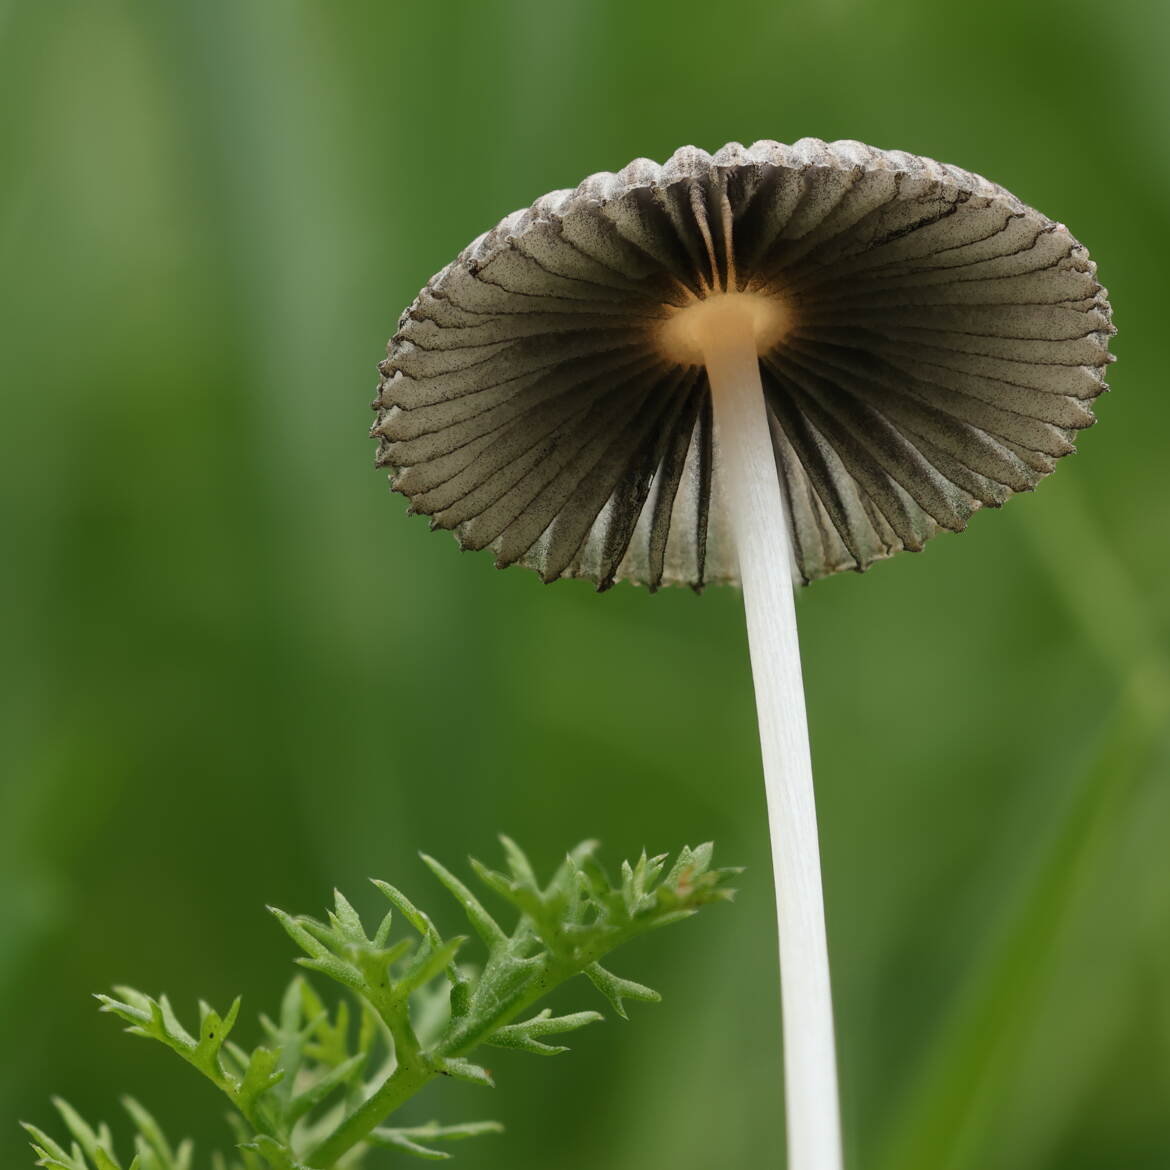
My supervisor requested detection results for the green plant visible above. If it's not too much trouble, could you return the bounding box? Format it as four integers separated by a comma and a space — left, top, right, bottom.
24, 839, 736, 1170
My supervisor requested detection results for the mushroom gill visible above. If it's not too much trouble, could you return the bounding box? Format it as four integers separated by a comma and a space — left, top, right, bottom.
372, 139, 1113, 590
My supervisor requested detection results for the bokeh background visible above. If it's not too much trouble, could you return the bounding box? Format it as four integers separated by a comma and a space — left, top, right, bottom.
3, 1, 1168, 1168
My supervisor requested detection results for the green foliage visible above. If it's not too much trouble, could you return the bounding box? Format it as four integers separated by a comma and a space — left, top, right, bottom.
24, 1098, 191, 1170
26, 840, 735, 1170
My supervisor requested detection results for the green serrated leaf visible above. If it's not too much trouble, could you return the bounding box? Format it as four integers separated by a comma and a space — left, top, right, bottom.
437, 1057, 494, 1087
330, 890, 364, 938
171, 1139, 193, 1170
585, 963, 661, 1020
226, 1114, 265, 1170
120, 1099, 176, 1169
285, 1053, 365, 1126
268, 909, 331, 962
370, 881, 437, 944
370, 906, 395, 949
224, 1040, 254, 1081
97, 990, 241, 1100
299, 986, 355, 1074
237, 1136, 306, 1170
467, 857, 516, 902
193, 998, 240, 1077
156, 996, 196, 1050
278, 977, 305, 1035
557, 840, 601, 886
368, 1132, 450, 1160
644, 908, 699, 930
235, 1046, 284, 1123
95, 994, 151, 1036
487, 1008, 603, 1055
472, 856, 554, 937
421, 854, 508, 948
23, 1122, 85, 1170
369, 1119, 504, 1160
26, 1102, 191, 1170
497, 835, 539, 890
620, 856, 638, 918
292, 954, 364, 993
665, 842, 714, 886
51, 1098, 109, 1168
70, 838, 734, 1170
395, 936, 464, 997
407, 1120, 504, 1142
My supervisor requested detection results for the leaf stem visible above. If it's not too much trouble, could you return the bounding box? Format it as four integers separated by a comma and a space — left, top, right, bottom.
306, 958, 571, 1167
304, 852, 730, 1168
308, 983, 434, 1166
305, 1059, 431, 1168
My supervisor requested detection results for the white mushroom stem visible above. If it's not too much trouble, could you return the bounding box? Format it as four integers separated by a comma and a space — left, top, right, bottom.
696, 302, 843, 1170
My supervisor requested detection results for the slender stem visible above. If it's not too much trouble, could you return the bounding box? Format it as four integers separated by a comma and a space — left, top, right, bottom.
308, 1061, 433, 1168
697, 305, 843, 1170
308, 951, 591, 1166
306, 971, 438, 1166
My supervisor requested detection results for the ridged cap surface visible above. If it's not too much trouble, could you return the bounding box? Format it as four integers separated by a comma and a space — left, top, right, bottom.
373, 139, 1113, 589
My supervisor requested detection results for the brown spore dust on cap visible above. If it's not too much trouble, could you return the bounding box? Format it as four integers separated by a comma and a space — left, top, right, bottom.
372, 140, 1114, 591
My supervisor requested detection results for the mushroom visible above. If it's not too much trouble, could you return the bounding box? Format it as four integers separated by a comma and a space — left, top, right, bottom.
371, 139, 1113, 1170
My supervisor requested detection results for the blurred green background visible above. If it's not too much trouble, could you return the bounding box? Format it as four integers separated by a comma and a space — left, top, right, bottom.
3, 1, 1168, 1167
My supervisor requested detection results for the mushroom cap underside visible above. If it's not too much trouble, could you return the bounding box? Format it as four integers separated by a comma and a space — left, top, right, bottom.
373, 139, 1113, 590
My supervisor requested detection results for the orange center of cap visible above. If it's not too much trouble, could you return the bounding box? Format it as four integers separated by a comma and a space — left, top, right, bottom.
656, 291, 793, 367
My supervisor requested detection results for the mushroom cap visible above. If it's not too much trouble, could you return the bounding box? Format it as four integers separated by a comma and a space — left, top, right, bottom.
373, 139, 1113, 590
